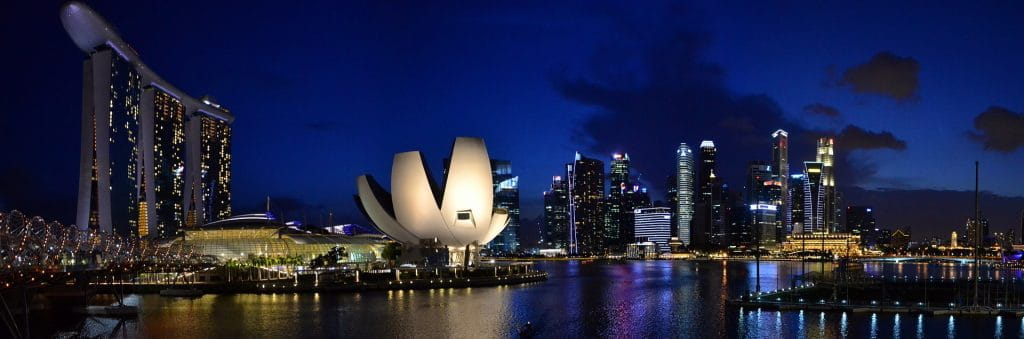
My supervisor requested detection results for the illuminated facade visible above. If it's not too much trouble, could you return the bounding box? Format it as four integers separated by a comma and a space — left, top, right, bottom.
355, 137, 510, 265
568, 153, 605, 256
172, 214, 386, 262
676, 143, 694, 246
604, 153, 631, 250
771, 130, 790, 234
63, 2, 233, 237
698, 141, 723, 246
487, 160, 520, 255
816, 137, 838, 232
781, 232, 862, 256
803, 162, 826, 233
789, 174, 805, 234
199, 115, 233, 224
543, 176, 569, 249
634, 207, 672, 253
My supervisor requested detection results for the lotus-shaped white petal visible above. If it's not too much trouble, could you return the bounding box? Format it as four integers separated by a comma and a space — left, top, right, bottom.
355, 137, 509, 247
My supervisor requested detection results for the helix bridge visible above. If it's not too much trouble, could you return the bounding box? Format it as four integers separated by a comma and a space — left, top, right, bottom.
0, 210, 213, 292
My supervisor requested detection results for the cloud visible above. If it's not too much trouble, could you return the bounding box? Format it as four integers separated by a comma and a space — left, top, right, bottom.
803, 103, 841, 118
836, 52, 920, 101
967, 106, 1024, 152
550, 7, 908, 192
834, 125, 907, 151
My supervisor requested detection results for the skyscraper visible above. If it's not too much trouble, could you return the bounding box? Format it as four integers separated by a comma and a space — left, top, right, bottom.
569, 153, 605, 256
487, 160, 520, 255
64, 3, 233, 237
804, 162, 826, 232
634, 207, 672, 253
789, 174, 806, 234
698, 141, 720, 246
746, 161, 779, 245
675, 144, 695, 246
604, 153, 631, 250
771, 130, 790, 234
816, 137, 838, 232
846, 206, 876, 237
543, 176, 570, 249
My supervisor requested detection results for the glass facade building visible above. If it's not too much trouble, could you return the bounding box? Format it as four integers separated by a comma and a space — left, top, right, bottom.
675, 144, 694, 246
568, 153, 605, 256
487, 160, 520, 255
543, 176, 569, 249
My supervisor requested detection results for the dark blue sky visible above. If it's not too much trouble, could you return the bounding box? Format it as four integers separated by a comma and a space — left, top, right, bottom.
2, 1, 1023, 240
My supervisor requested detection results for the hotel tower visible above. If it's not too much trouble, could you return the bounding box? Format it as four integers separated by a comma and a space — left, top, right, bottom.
62, 2, 233, 237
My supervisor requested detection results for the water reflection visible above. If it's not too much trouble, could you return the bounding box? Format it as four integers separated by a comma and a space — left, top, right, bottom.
28, 260, 1024, 337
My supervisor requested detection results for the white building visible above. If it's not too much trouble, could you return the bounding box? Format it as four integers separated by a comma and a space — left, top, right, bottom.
676, 143, 695, 246
634, 207, 672, 253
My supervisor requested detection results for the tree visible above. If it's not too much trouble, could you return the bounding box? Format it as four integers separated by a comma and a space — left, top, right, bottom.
381, 242, 402, 265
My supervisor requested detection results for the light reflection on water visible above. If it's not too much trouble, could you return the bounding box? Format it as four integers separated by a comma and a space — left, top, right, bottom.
34, 260, 1024, 338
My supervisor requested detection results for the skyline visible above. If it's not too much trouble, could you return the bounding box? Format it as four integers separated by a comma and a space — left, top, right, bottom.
2, 1, 1024, 240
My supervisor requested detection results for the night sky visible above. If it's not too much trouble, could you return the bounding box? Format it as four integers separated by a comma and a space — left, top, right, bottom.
2, 1, 1023, 242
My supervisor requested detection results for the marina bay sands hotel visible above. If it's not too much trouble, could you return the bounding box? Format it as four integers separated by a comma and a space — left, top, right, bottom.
61, 2, 232, 238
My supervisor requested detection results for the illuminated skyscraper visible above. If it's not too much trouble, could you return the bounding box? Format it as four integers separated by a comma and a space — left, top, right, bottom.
697, 141, 721, 245
569, 153, 605, 255
63, 3, 233, 237
816, 137, 838, 232
789, 174, 805, 234
771, 130, 790, 234
543, 176, 569, 249
487, 160, 520, 255
604, 153, 631, 249
803, 162, 826, 232
675, 144, 695, 246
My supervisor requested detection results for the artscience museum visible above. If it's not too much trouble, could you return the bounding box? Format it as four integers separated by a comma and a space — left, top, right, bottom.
355, 137, 509, 266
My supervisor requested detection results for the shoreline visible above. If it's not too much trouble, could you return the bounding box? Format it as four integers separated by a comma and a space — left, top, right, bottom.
84, 272, 548, 295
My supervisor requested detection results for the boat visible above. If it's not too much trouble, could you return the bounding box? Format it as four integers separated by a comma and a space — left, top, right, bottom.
160, 288, 204, 297
74, 305, 138, 317
518, 321, 537, 337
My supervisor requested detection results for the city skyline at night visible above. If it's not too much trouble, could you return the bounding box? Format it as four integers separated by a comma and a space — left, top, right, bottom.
2, 1, 1024, 242
5, 2, 1024, 338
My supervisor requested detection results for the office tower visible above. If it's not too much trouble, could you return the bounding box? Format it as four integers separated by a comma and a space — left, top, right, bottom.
675, 144, 695, 246
487, 160, 520, 255
965, 218, 990, 247
745, 161, 771, 206
604, 153, 631, 250
816, 137, 838, 232
771, 130, 790, 234
789, 174, 806, 234
697, 141, 721, 246
64, 3, 233, 237
698, 141, 716, 204
750, 203, 778, 246
846, 206, 875, 237
665, 175, 678, 235
720, 185, 747, 245
745, 161, 780, 246
568, 153, 605, 256
543, 176, 570, 249
634, 207, 673, 253
803, 162, 826, 232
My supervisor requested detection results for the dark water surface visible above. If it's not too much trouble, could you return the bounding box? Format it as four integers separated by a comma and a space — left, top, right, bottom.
57, 260, 1024, 338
